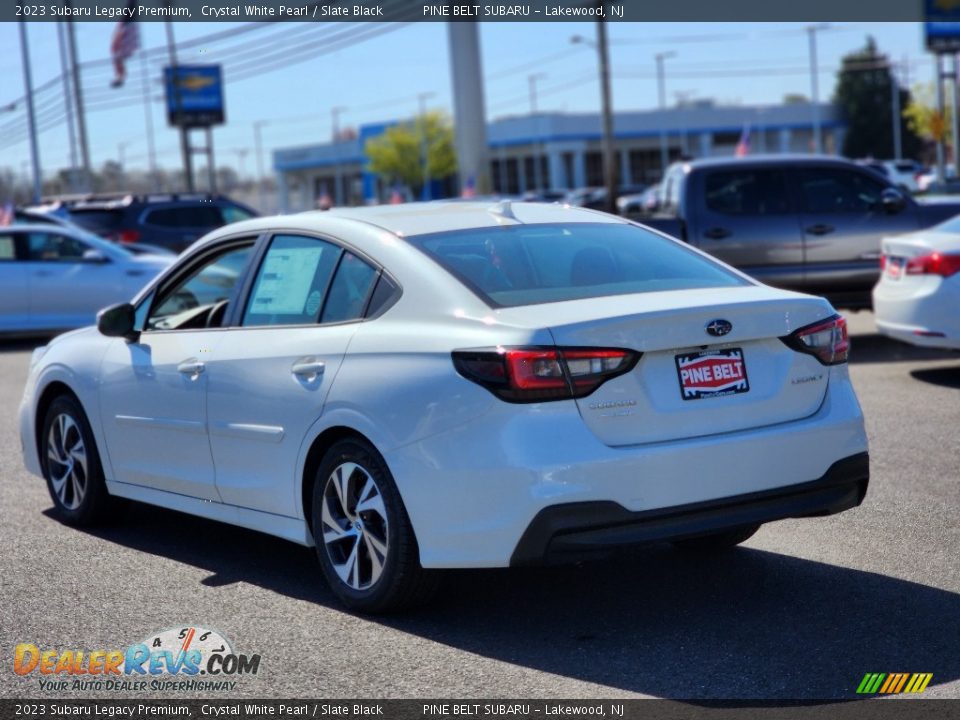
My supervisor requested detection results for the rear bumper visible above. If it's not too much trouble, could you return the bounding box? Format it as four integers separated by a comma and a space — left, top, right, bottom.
511, 452, 869, 566
873, 276, 960, 350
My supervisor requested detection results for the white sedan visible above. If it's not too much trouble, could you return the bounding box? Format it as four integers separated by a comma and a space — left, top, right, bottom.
873, 218, 960, 349
0, 223, 172, 335
19, 202, 869, 612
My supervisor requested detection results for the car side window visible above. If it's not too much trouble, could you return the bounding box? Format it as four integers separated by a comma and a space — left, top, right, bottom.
321, 253, 379, 324
242, 234, 342, 327
0, 234, 16, 261
221, 204, 255, 224
25, 232, 88, 262
798, 168, 886, 214
705, 169, 790, 215
144, 206, 223, 228
145, 242, 255, 332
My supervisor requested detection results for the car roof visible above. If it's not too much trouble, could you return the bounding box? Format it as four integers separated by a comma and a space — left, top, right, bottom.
214, 200, 626, 242
681, 154, 864, 170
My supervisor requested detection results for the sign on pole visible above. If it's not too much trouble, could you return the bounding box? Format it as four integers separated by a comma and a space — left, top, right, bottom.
163, 64, 225, 127
925, 0, 960, 53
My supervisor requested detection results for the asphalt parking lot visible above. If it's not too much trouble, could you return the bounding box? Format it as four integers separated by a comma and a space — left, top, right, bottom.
1, 311, 958, 701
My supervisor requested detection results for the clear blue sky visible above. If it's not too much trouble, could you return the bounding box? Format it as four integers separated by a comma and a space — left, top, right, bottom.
0, 21, 932, 179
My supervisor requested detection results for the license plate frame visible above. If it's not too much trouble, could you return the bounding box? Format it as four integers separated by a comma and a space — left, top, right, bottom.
675, 347, 750, 401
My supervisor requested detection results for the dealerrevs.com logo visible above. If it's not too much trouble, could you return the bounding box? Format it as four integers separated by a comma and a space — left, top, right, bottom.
14, 626, 261, 693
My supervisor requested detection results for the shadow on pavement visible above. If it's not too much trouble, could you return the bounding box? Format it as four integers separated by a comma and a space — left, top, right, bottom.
848, 333, 957, 365
55, 501, 960, 700
0, 338, 49, 354
910, 365, 960, 389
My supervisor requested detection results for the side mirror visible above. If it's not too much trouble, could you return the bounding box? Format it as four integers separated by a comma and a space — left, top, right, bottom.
97, 303, 138, 342
881, 188, 907, 214
82, 248, 109, 263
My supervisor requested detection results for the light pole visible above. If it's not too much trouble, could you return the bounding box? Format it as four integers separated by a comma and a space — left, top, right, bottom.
572, 27, 617, 214
655, 51, 677, 174
118, 141, 130, 189
18, 21, 42, 204
253, 120, 269, 212
528, 72, 547, 192
331, 106, 346, 206
807, 23, 830, 154
417, 91, 436, 200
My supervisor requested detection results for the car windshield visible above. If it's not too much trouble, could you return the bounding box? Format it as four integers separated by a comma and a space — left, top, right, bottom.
408, 222, 748, 308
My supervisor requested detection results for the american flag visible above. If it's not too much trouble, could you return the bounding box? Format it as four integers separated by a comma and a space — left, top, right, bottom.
110, 7, 140, 89
461, 175, 476, 199
735, 125, 751, 157
0, 202, 13, 226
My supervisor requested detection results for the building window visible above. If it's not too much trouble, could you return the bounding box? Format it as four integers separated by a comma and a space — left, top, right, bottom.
585, 151, 604, 187
562, 153, 575, 189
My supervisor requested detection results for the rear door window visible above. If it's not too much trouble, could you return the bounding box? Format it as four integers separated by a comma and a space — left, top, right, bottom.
704, 169, 790, 215
68, 209, 125, 234
242, 235, 342, 327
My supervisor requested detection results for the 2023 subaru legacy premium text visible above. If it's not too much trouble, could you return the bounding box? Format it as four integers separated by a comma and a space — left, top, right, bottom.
19, 202, 869, 612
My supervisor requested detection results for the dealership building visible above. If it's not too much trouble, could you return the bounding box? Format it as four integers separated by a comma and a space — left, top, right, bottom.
273, 101, 844, 211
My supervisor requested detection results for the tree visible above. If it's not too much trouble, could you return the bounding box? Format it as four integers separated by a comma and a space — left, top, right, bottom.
365, 112, 457, 193
903, 82, 952, 144
833, 37, 923, 159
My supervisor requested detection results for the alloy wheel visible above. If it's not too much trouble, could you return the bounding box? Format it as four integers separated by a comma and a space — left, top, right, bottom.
320, 461, 389, 590
47, 413, 88, 510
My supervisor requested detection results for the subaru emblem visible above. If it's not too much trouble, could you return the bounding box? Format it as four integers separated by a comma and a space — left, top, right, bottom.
705, 319, 733, 337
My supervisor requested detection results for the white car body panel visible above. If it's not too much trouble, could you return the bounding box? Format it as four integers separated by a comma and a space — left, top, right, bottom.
873, 231, 960, 349
20, 202, 870, 569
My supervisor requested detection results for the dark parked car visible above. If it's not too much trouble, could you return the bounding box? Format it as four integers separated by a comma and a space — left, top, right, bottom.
46, 193, 258, 254
636, 155, 960, 309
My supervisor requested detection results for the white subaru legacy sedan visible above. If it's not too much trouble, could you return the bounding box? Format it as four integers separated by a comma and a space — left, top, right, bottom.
19, 202, 868, 612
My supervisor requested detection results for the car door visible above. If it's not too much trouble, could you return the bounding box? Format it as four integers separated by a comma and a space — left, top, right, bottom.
692, 166, 805, 290
795, 164, 920, 300
98, 239, 258, 500
205, 234, 381, 517
0, 232, 29, 332
23, 229, 127, 329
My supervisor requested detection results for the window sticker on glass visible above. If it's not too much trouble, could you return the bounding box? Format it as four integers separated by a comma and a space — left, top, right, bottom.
248, 246, 324, 315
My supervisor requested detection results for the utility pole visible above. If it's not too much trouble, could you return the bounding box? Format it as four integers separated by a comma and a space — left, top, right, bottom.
953, 55, 960, 173
528, 73, 546, 192
417, 92, 435, 200
447, 23, 490, 196
807, 23, 829, 154
56, 22, 78, 190
139, 52, 158, 190
655, 51, 676, 174
254, 120, 269, 212
165, 18, 193, 191
331, 106, 346, 206
18, 21, 42, 204
936, 55, 946, 183
596, 17, 616, 214
65, 16, 92, 191
890, 61, 902, 161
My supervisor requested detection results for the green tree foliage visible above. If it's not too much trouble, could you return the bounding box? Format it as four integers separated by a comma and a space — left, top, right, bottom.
903, 82, 952, 143
365, 112, 457, 192
833, 37, 923, 159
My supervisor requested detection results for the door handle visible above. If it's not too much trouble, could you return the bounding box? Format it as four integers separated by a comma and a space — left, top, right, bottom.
704, 227, 731, 240
291, 358, 325, 381
805, 224, 835, 236
177, 359, 205, 379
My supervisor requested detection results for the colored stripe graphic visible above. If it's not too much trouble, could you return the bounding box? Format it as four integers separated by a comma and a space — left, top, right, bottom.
857, 673, 932, 694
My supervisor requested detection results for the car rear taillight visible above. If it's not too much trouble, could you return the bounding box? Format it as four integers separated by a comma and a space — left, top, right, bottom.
879, 255, 887, 271
781, 315, 849, 366
117, 229, 142, 244
905, 252, 960, 277
452, 347, 640, 402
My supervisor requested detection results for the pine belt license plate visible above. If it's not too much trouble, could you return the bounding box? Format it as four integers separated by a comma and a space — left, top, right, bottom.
675, 348, 749, 400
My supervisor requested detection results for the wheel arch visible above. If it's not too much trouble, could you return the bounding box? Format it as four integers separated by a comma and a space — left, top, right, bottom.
34, 380, 84, 464
301, 425, 376, 534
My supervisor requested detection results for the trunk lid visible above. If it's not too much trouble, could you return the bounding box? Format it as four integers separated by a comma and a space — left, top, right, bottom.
495, 286, 836, 446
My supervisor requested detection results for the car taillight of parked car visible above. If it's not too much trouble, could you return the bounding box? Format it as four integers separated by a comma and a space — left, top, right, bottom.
781, 315, 849, 366
452, 347, 639, 402
904, 252, 960, 278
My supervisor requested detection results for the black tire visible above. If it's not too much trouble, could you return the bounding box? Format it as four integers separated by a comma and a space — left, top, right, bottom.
671, 523, 760, 552
311, 438, 438, 613
40, 394, 117, 527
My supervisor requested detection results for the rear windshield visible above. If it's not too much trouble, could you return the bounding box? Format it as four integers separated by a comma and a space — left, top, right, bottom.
408, 222, 748, 308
